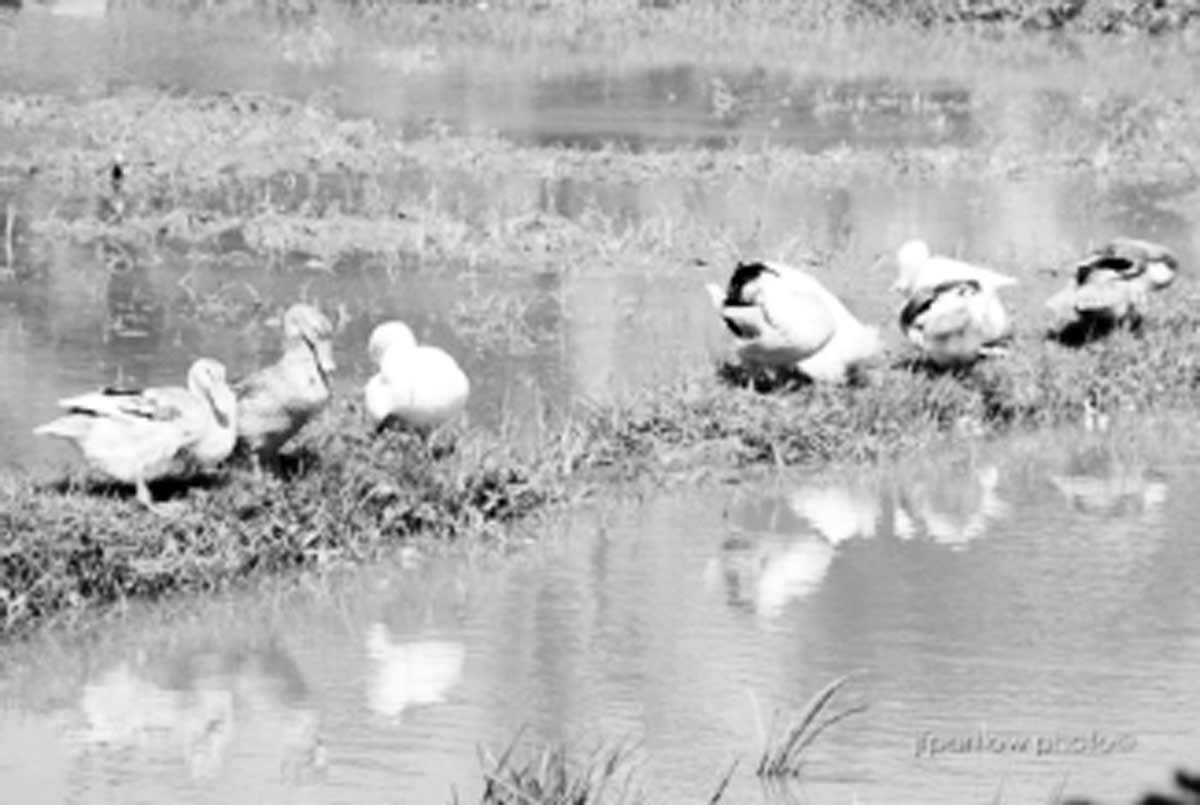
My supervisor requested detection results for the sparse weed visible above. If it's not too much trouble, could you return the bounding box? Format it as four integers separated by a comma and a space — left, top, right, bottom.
753, 672, 868, 778
477, 729, 646, 805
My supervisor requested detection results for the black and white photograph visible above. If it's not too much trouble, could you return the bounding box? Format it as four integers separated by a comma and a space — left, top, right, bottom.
1, 0, 1199, 802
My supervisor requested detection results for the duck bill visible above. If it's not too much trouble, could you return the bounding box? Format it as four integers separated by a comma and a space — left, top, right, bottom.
203, 386, 234, 429
313, 338, 337, 374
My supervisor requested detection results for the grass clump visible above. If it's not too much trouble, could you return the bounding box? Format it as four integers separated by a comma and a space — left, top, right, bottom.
475, 729, 645, 805
464, 673, 868, 803
583, 294, 1200, 474
0, 408, 571, 636
753, 672, 868, 778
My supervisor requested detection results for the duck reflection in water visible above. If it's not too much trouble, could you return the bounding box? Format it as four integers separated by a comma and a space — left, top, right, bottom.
706, 479, 879, 620
72, 660, 234, 779
893, 458, 1010, 549
364, 622, 466, 718
65, 641, 324, 783
1049, 437, 1169, 523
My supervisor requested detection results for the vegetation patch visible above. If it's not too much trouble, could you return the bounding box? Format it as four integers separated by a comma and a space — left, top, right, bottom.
0, 412, 576, 636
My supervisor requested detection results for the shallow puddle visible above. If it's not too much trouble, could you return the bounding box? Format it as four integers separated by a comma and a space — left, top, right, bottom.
3, 418, 1200, 803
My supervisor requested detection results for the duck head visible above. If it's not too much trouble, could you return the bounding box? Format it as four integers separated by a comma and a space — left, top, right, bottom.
187, 358, 237, 431
889, 238, 932, 295
367, 320, 417, 366
283, 303, 336, 376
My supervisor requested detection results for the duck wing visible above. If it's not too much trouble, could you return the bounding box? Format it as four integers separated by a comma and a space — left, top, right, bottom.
900, 279, 979, 334
1076, 238, 1172, 282
57, 386, 189, 423
756, 269, 837, 353
1072, 276, 1144, 315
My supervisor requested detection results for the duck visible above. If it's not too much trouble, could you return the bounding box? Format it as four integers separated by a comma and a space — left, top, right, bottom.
33, 358, 238, 511
899, 278, 1013, 367
1045, 237, 1180, 343
363, 320, 470, 433
234, 303, 335, 466
706, 260, 882, 384
887, 239, 1019, 297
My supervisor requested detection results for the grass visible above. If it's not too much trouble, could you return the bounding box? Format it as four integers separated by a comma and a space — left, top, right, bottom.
586, 291, 1200, 472
475, 729, 646, 805
0, 412, 582, 635
466, 672, 866, 805
752, 672, 868, 778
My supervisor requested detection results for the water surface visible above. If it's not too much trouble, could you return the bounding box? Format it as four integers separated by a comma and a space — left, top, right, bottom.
3, 419, 1200, 803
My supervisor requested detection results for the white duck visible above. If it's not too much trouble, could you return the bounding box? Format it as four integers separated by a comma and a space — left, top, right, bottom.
364, 320, 470, 433
33, 358, 238, 510
898, 278, 1014, 367
706, 260, 882, 384
1045, 237, 1180, 341
234, 303, 336, 465
887, 239, 1019, 296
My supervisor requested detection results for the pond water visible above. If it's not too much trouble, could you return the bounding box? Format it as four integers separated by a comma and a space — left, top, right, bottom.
3, 5, 1200, 803
3, 417, 1200, 803
1, 5, 1199, 475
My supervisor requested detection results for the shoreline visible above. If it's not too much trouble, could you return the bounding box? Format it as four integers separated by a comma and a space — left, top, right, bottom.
5, 298, 1200, 636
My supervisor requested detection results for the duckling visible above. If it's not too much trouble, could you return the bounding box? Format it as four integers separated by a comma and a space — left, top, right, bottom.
1046, 237, 1181, 343
33, 358, 238, 511
234, 303, 335, 466
707, 260, 881, 384
363, 321, 470, 433
899, 278, 1013, 367
888, 239, 1018, 296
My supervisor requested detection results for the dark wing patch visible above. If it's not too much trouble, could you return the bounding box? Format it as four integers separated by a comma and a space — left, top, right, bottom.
1076, 253, 1139, 284
899, 279, 979, 330
121, 394, 184, 422
1077, 237, 1181, 283
899, 288, 938, 331
723, 262, 775, 305
722, 315, 753, 338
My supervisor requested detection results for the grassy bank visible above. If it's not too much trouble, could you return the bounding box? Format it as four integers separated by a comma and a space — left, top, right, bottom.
6, 288, 1200, 636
